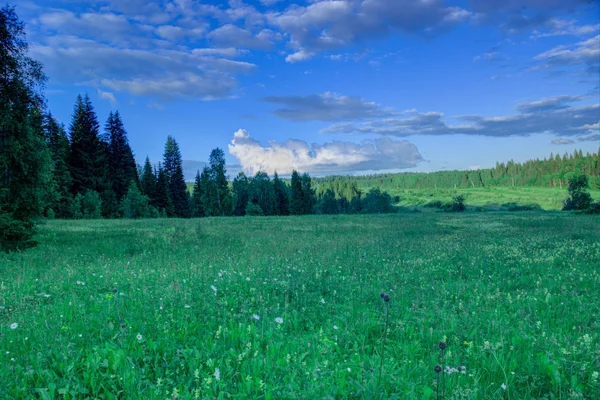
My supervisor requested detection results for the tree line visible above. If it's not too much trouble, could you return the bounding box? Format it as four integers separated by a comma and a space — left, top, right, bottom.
316, 150, 600, 192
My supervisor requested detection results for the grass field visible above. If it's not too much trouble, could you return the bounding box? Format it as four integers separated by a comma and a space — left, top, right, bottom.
1, 213, 599, 399
382, 187, 600, 211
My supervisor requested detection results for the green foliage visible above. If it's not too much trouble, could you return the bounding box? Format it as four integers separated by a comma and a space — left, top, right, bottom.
163, 136, 189, 218
82, 190, 102, 219
232, 172, 250, 216
245, 201, 264, 216
190, 170, 206, 217
70, 193, 83, 219
289, 170, 304, 215
106, 111, 138, 211
361, 188, 394, 214
563, 173, 592, 211
140, 157, 157, 207
154, 164, 175, 217
121, 180, 153, 218
248, 171, 276, 216
0, 5, 53, 250
202, 148, 232, 217
44, 114, 73, 218
315, 188, 339, 214
2, 214, 599, 398
501, 202, 542, 211
272, 172, 289, 216
448, 194, 466, 212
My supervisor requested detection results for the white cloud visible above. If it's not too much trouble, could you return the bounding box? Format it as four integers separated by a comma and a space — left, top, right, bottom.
285, 49, 315, 63
533, 34, 600, 71
207, 24, 279, 49
98, 89, 117, 104
551, 138, 575, 145
228, 129, 422, 175
531, 19, 600, 39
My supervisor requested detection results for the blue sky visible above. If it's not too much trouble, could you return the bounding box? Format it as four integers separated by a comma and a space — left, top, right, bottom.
15, 0, 600, 179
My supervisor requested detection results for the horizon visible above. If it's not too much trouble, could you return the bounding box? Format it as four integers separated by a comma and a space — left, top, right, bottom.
14, 0, 600, 178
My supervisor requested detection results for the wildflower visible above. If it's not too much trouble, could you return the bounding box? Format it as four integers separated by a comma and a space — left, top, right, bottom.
246, 277, 250, 281
10, 323, 18, 330
501, 383, 507, 390
347, 367, 351, 372
112, 288, 118, 294
184, 304, 191, 308
434, 365, 442, 373
380, 292, 390, 302
321, 298, 325, 304
210, 285, 217, 294
136, 333, 143, 341
275, 317, 284, 324
333, 325, 338, 330
252, 314, 260, 320
121, 323, 127, 328
214, 367, 221, 381
439, 341, 447, 351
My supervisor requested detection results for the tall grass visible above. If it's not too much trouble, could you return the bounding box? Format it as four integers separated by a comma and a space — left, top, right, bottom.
1, 213, 599, 398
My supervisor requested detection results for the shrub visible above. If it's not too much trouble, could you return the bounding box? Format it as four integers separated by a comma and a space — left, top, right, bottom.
563, 174, 592, 211
82, 191, 103, 219
245, 202, 264, 216
121, 181, 152, 218
0, 213, 36, 251
502, 202, 542, 211
444, 194, 466, 212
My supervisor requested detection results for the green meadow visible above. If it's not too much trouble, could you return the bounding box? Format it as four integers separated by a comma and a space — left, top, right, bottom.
1, 213, 599, 399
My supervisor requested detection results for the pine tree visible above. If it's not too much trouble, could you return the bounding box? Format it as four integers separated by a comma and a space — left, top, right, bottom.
301, 173, 315, 214
190, 170, 205, 217
44, 113, 73, 218
272, 172, 290, 216
106, 111, 137, 211
68, 94, 112, 216
1, 5, 53, 249
232, 172, 250, 216
289, 170, 304, 215
163, 136, 189, 218
140, 156, 157, 207
199, 166, 214, 216
205, 148, 232, 217
155, 163, 174, 217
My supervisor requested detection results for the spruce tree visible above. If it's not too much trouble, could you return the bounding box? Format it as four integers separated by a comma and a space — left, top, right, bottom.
44, 114, 73, 218
190, 170, 205, 217
301, 173, 315, 214
106, 111, 137, 211
68, 94, 112, 216
0, 6, 53, 249
206, 148, 232, 217
155, 163, 174, 217
232, 172, 250, 216
249, 171, 276, 216
163, 136, 189, 218
140, 156, 157, 207
272, 172, 290, 216
289, 170, 304, 215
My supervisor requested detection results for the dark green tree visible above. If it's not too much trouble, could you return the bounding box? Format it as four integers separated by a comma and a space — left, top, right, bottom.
204, 148, 232, 217
106, 111, 137, 211
0, 6, 53, 249
289, 170, 305, 215
190, 170, 205, 217
163, 136, 189, 218
563, 173, 592, 211
44, 113, 73, 218
272, 172, 290, 216
155, 163, 174, 217
121, 180, 152, 218
140, 156, 157, 207
248, 171, 276, 216
316, 188, 338, 214
301, 173, 315, 214
232, 172, 250, 216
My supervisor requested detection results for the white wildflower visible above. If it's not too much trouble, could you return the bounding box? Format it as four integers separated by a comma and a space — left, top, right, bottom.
136, 333, 143, 341
501, 383, 507, 390
10, 323, 18, 330
333, 325, 338, 330
214, 368, 220, 381
184, 304, 191, 308
252, 314, 260, 320
275, 317, 284, 324
321, 298, 325, 304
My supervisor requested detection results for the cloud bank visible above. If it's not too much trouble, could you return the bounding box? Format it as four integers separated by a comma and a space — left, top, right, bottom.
228, 129, 422, 175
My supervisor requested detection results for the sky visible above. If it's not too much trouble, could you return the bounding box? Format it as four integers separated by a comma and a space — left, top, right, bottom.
14, 0, 600, 179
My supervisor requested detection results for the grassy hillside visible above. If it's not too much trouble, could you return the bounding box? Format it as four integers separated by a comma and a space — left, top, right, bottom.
2, 214, 599, 398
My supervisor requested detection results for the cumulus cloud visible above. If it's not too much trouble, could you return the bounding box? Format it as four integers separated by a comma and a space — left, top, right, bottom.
321, 96, 600, 138
578, 133, 600, 142
228, 129, 422, 175
551, 138, 575, 145
263, 92, 392, 121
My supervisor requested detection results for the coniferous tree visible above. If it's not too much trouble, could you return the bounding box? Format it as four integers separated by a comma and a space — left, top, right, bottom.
301, 173, 315, 214
106, 111, 137, 212
1, 6, 53, 249
68, 93, 112, 216
155, 163, 175, 217
121, 180, 152, 218
190, 170, 205, 217
204, 148, 232, 217
289, 170, 304, 215
232, 172, 250, 216
140, 156, 157, 207
44, 113, 73, 218
163, 136, 189, 217
272, 172, 290, 215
